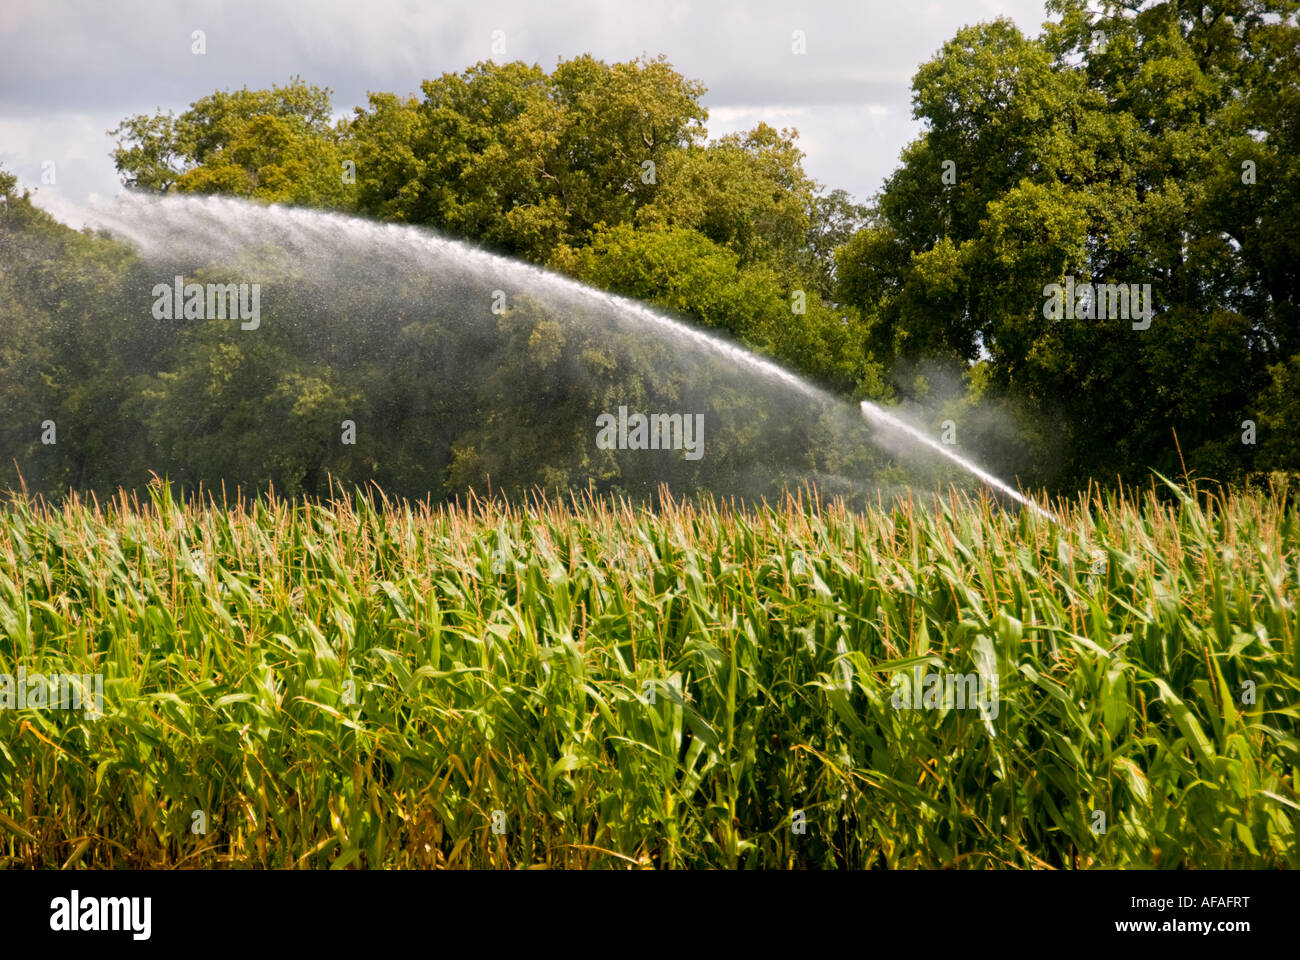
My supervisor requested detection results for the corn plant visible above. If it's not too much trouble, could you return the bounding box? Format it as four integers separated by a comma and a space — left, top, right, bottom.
0, 479, 1295, 868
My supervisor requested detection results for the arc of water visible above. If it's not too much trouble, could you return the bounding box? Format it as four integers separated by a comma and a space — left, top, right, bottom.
90, 193, 834, 405
860, 401, 1057, 523
87, 194, 1054, 518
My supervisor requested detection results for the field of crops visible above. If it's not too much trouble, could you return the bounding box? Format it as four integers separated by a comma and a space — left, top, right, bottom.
0, 480, 1296, 869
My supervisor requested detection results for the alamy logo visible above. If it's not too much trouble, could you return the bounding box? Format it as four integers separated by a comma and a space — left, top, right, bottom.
595, 406, 704, 460
50, 890, 151, 940
0, 667, 103, 716
152, 276, 261, 330
1042, 276, 1153, 330
891, 666, 999, 719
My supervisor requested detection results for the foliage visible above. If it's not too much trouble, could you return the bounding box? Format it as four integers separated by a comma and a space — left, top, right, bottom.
7, 2, 1298, 497
0, 481, 1294, 868
111, 78, 354, 208
835, 1, 1300, 488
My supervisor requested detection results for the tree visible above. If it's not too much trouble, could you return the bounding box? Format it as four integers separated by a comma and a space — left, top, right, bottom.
635, 123, 817, 277
837, 2, 1300, 488
350, 55, 707, 262
802, 188, 870, 300
556, 221, 879, 396
111, 78, 354, 207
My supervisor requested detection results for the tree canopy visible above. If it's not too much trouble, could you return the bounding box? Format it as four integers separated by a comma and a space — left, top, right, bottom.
3, 4, 1297, 500
835, 0, 1300, 485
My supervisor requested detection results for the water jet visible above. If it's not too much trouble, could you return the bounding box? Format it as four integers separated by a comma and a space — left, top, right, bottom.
61, 193, 1049, 511
859, 400, 1056, 522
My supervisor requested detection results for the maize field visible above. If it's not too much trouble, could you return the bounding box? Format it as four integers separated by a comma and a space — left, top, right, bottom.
0, 480, 1296, 869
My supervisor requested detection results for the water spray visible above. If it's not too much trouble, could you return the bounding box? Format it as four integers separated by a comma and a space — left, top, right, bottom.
860, 401, 1057, 523
78, 194, 1060, 516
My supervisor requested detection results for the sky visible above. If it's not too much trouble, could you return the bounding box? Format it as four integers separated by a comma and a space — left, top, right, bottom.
0, 0, 1052, 227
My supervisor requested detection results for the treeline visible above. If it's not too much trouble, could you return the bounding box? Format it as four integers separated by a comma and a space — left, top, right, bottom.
2, 0, 1298, 499
0, 164, 887, 503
